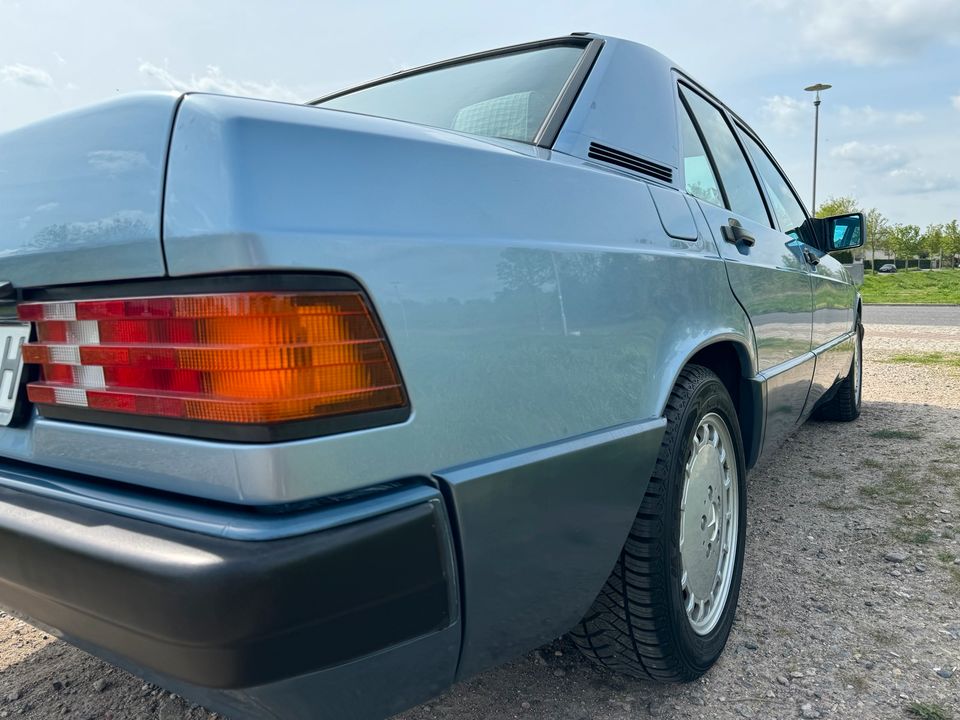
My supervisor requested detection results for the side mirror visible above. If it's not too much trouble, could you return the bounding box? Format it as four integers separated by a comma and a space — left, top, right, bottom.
821, 212, 865, 252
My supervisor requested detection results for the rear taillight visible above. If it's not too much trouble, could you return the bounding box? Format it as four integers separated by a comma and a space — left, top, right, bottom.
17, 290, 407, 440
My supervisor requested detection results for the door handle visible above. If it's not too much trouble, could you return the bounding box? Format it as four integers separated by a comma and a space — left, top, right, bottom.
721, 218, 756, 247
803, 247, 820, 266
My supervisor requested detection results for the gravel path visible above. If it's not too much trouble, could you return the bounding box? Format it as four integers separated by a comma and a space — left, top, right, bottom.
2, 320, 959, 720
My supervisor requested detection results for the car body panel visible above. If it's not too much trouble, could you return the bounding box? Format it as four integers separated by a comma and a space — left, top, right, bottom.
0, 93, 176, 287
438, 417, 665, 679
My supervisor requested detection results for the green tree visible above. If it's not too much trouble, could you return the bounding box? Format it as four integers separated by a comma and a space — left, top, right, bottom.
865, 208, 889, 274
888, 224, 923, 270
922, 223, 945, 269
815, 196, 860, 219
942, 220, 960, 268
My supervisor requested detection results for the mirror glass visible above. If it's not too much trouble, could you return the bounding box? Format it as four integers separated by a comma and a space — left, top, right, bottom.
830, 214, 863, 250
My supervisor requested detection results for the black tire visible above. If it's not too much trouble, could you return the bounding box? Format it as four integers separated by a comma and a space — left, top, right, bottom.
570, 364, 747, 682
813, 319, 863, 422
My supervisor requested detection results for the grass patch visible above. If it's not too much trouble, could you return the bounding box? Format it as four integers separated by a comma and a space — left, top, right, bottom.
870, 429, 923, 440
840, 671, 869, 694
872, 628, 899, 645
863, 458, 884, 470
861, 267, 960, 305
938, 551, 956, 564
907, 702, 953, 720
860, 467, 920, 506
887, 352, 960, 369
811, 469, 841, 480
893, 528, 934, 545
818, 498, 859, 512
951, 566, 960, 588
943, 441, 960, 452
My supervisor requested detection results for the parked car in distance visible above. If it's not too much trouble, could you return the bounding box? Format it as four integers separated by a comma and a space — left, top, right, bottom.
878, 263, 898, 273
0, 33, 864, 720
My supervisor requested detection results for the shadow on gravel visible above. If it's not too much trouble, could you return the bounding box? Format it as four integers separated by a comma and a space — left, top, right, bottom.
1, 401, 958, 720
397, 400, 960, 720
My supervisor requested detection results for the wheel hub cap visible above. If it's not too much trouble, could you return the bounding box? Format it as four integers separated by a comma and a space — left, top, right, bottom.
679, 412, 739, 635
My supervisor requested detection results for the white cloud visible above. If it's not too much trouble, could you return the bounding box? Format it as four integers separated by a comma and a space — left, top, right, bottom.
138, 61, 300, 103
756, 0, 960, 64
0, 63, 53, 88
830, 141, 908, 173
760, 95, 807, 134
836, 105, 924, 127
893, 112, 924, 125
886, 167, 959, 194
830, 141, 957, 195
952, 93, 960, 110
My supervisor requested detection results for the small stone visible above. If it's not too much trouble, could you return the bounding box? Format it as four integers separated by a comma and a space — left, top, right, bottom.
889, 570, 902, 577
743, 641, 759, 651
51, 681, 63, 692
915, 563, 927, 573
864, 661, 875, 670
4, 692, 18, 702
790, 670, 805, 679
777, 675, 789, 685
885, 551, 908, 563
521, 701, 531, 709
92, 679, 107, 693
936, 668, 955, 679
553, 650, 563, 657
552, 669, 565, 678
800, 702, 821, 719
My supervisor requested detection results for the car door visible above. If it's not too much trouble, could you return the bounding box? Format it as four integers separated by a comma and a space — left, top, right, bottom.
676, 83, 814, 454
734, 125, 857, 415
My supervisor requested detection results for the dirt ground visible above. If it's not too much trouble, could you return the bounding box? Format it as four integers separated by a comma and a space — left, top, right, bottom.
1, 318, 959, 720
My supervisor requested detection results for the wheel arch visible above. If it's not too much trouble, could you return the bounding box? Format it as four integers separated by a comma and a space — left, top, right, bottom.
675, 337, 763, 471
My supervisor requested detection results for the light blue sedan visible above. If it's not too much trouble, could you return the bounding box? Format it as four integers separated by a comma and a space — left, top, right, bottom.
0, 33, 863, 719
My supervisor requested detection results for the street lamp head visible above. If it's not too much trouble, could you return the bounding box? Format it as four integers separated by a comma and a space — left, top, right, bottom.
804, 83, 832, 92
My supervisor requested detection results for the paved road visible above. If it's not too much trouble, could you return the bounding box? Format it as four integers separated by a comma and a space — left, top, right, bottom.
863, 303, 960, 326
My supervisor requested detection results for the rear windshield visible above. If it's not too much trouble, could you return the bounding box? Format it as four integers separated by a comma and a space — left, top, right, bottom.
316, 44, 586, 144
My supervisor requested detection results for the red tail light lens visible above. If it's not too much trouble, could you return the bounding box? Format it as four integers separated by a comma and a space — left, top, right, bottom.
17, 290, 407, 439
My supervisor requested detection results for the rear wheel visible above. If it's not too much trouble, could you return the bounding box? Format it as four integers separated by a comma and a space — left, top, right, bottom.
570, 365, 746, 681
814, 318, 863, 422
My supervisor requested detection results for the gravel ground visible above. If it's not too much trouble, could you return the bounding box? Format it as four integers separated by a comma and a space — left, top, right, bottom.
1, 319, 959, 720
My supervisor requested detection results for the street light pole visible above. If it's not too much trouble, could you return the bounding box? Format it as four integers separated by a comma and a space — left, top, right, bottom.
804, 83, 831, 214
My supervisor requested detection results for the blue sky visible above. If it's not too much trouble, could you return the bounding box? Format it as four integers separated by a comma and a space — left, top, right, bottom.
1, 0, 958, 227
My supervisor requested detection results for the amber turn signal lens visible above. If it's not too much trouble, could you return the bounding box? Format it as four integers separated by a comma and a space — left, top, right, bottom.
18, 291, 406, 428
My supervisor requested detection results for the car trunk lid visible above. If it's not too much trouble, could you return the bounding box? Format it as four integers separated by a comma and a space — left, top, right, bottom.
0, 92, 180, 288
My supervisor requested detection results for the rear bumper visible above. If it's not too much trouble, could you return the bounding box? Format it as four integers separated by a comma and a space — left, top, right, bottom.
0, 478, 457, 690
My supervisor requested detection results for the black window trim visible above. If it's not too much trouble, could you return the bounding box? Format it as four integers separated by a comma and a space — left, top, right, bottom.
308, 35, 604, 150
677, 87, 729, 210
676, 77, 775, 230
733, 118, 813, 231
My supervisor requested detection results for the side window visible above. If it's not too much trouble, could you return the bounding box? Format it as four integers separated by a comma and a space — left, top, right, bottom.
678, 102, 723, 206
738, 128, 810, 242
680, 87, 771, 227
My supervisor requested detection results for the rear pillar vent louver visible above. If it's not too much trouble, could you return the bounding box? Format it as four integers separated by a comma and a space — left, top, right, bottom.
588, 142, 673, 183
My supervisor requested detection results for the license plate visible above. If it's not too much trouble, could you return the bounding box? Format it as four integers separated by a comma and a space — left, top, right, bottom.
0, 323, 31, 427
